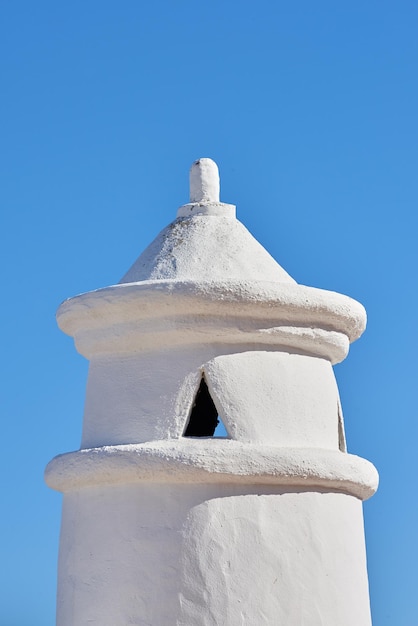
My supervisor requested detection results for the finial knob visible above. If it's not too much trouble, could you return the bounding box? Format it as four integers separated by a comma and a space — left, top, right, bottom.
189, 158, 220, 203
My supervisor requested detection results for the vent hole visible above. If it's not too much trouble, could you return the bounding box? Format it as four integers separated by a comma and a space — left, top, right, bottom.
184, 377, 222, 437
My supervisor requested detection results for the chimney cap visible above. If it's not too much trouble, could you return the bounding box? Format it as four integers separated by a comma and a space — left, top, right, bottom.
189, 158, 220, 203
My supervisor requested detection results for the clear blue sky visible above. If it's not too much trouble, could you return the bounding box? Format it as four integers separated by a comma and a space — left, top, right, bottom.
1, 2, 417, 624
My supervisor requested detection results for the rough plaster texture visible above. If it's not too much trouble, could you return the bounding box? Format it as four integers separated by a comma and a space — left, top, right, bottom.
119, 216, 295, 284
46, 440, 378, 500
79, 348, 341, 449
47, 159, 377, 625
206, 351, 339, 447
120, 158, 292, 284
57, 484, 372, 626
57, 280, 365, 364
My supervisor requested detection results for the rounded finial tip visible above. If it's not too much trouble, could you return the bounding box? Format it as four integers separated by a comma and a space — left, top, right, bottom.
190, 158, 220, 203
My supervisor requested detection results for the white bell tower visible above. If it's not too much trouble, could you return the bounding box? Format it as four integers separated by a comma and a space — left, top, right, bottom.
46, 158, 377, 625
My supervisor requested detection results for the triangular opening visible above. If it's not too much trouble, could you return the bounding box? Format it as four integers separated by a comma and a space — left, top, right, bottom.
184, 376, 227, 438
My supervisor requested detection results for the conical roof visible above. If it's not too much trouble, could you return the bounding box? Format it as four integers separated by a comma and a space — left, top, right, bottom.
120, 159, 295, 284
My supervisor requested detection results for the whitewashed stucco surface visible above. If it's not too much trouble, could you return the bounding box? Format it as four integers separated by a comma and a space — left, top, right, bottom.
47, 159, 376, 625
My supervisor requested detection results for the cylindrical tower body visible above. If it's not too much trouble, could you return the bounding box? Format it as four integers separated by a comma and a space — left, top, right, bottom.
46, 159, 377, 625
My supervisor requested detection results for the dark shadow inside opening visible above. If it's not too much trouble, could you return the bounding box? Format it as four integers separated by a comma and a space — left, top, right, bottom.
184, 377, 220, 437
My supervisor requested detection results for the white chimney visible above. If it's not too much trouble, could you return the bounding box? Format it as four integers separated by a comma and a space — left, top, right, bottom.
46, 158, 378, 625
